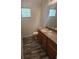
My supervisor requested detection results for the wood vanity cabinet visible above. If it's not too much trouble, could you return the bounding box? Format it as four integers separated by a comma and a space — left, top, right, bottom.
37, 29, 57, 59
37, 31, 42, 44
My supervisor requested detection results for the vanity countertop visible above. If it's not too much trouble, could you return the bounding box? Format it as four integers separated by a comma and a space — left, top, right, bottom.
39, 28, 57, 43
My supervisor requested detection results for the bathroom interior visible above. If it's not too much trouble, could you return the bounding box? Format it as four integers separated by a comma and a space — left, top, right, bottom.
21, 0, 57, 59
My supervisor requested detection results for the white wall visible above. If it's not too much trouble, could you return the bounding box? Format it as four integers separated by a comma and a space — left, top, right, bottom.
40, 0, 49, 27
21, 0, 41, 37
21, 0, 57, 37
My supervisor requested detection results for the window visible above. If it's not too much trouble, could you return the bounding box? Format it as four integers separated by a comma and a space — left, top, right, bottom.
21, 8, 31, 17
49, 9, 56, 16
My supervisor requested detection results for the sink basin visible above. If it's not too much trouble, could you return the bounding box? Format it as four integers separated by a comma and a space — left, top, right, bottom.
48, 30, 52, 32
41, 29, 47, 32
41, 28, 49, 32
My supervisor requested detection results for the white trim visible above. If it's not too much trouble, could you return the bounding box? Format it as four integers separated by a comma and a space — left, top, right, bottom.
22, 34, 33, 38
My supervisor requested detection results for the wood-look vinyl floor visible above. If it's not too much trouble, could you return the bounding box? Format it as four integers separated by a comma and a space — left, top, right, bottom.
22, 36, 50, 59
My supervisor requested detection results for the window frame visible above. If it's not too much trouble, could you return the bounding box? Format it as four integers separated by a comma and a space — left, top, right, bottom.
48, 9, 56, 17
21, 8, 31, 17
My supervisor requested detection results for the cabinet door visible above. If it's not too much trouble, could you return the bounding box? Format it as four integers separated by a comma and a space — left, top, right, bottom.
37, 34, 42, 44
37, 31, 43, 44
48, 39, 57, 50
47, 44, 56, 59
47, 39, 57, 59
41, 35, 47, 50
37, 31, 47, 50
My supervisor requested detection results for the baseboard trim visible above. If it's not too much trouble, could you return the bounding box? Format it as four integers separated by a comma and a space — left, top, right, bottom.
22, 34, 33, 38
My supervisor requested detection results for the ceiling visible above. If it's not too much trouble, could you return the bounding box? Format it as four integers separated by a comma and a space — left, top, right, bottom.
22, 0, 42, 7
